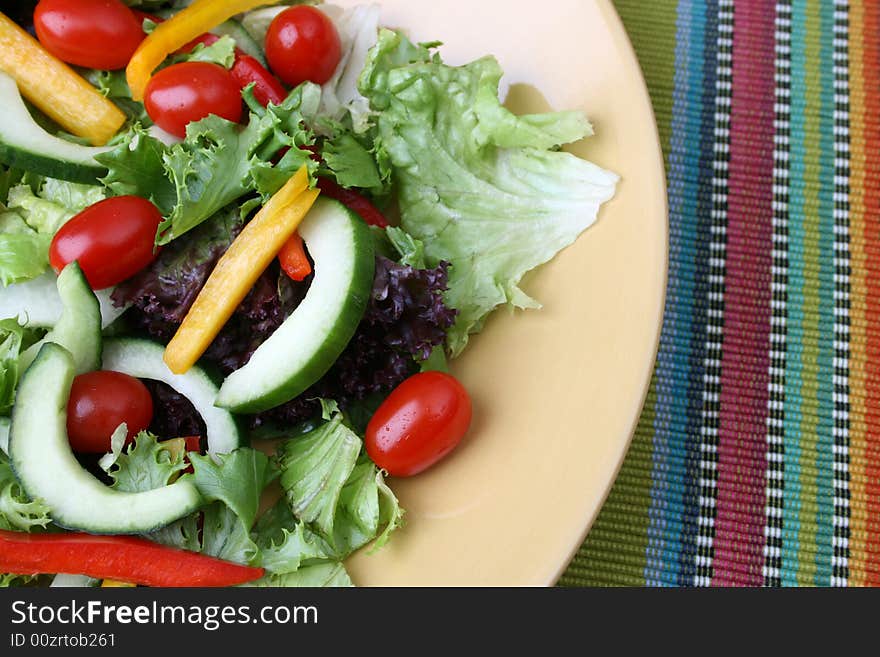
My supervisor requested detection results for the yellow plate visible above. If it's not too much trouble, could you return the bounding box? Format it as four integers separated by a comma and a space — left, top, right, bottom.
343, 0, 667, 585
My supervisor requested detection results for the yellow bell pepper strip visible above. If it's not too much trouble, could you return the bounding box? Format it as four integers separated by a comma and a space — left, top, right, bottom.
164, 166, 319, 374
101, 580, 136, 588
0, 13, 126, 146
126, 0, 284, 102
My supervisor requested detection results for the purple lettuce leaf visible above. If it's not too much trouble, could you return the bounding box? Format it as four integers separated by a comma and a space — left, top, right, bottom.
114, 211, 456, 435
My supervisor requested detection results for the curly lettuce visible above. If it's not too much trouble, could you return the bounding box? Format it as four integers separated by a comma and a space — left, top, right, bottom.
359, 29, 619, 355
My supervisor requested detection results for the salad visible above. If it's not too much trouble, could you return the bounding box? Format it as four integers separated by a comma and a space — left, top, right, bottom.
0, 0, 617, 587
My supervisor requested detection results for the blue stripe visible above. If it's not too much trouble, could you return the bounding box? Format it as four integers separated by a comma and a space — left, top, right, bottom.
677, 0, 719, 587
645, 0, 711, 586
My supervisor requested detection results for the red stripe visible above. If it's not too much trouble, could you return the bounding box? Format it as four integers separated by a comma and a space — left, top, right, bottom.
710, 3, 774, 586
860, 0, 880, 586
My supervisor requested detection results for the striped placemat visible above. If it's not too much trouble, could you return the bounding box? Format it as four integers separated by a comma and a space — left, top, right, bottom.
560, 0, 879, 586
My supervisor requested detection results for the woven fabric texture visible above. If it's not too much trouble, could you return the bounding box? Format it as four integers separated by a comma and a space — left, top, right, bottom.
560, 0, 879, 586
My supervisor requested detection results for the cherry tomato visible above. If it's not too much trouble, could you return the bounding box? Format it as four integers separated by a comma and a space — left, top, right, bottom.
144, 62, 243, 138
67, 371, 154, 454
49, 196, 162, 290
265, 6, 342, 87
34, 0, 145, 70
366, 371, 473, 477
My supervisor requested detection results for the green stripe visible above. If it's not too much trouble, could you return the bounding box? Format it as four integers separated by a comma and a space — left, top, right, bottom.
559, 0, 679, 586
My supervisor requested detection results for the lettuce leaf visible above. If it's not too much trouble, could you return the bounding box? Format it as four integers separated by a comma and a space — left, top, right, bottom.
98, 84, 321, 245
0, 178, 106, 286
0, 319, 29, 415
360, 29, 619, 355
244, 563, 353, 588
318, 3, 381, 134
105, 430, 190, 492
275, 407, 404, 557
0, 450, 50, 532
276, 411, 361, 542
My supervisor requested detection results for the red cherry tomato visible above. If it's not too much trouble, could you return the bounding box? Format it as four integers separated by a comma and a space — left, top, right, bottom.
33, 0, 146, 70
265, 6, 342, 87
366, 371, 473, 477
49, 196, 162, 290
144, 62, 243, 138
67, 371, 154, 454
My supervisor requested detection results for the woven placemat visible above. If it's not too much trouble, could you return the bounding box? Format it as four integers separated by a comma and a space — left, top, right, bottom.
560, 0, 879, 586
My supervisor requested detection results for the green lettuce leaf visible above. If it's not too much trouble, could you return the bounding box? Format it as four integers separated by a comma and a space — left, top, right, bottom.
360, 29, 619, 355
276, 411, 361, 542
82, 69, 151, 125
190, 448, 274, 532
244, 562, 353, 588
172, 35, 237, 68
332, 458, 403, 556
275, 408, 404, 557
0, 178, 106, 285
0, 319, 28, 415
7, 179, 106, 235
0, 450, 51, 532
253, 501, 333, 575
106, 431, 190, 492
98, 84, 321, 245
0, 223, 51, 287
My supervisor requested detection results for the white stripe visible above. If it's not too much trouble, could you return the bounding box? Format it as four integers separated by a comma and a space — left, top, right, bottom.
831, 0, 851, 587
696, 0, 734, 586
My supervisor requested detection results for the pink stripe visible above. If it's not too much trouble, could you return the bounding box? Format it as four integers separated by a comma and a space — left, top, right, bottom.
711, 3, 775, 587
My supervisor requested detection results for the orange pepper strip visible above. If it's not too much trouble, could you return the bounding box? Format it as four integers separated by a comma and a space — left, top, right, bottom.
0, 13, 125, 146
163, 166, 319, 374
126, 0, 284, 101
278, 232, 312, 281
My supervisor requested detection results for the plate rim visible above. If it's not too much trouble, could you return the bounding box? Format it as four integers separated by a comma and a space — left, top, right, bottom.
548, 0, 669, 585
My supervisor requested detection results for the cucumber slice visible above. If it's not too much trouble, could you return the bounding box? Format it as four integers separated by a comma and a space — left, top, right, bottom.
101, 338, 242, 455
50, 573, 99, 587
0, 272, 125, 329
0, 73, 110, 184
213, 19, 267, 66
216, 198, 375, 413
19, 263, 101, 375
9, 343, 203, 533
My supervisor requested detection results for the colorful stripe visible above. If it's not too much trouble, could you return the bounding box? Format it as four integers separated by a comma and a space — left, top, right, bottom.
645, 0, 716, 587
847, 0, 880, 588
694, 0, 733, 587
830, 0, 850, 587
560, 0, 880, 587
764, 0, 791, 587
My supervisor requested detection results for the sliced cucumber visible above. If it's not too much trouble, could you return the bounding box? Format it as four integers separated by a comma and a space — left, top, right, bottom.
9, 343, 203, 533
101, 338, 242, 455
213, 19, 267, 66
50, 573, 99, 587
0, 73, 110, 184
19, 263, 101, 375
216, 198, 375, 413
0, 272, 125, 329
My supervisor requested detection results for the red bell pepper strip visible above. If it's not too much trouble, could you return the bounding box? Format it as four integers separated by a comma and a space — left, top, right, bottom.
278, 232, 312, 281
177, 32, 287, 107
316, 177, 390, 228
232, 54, 287, 106
0, 529, 264, 587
